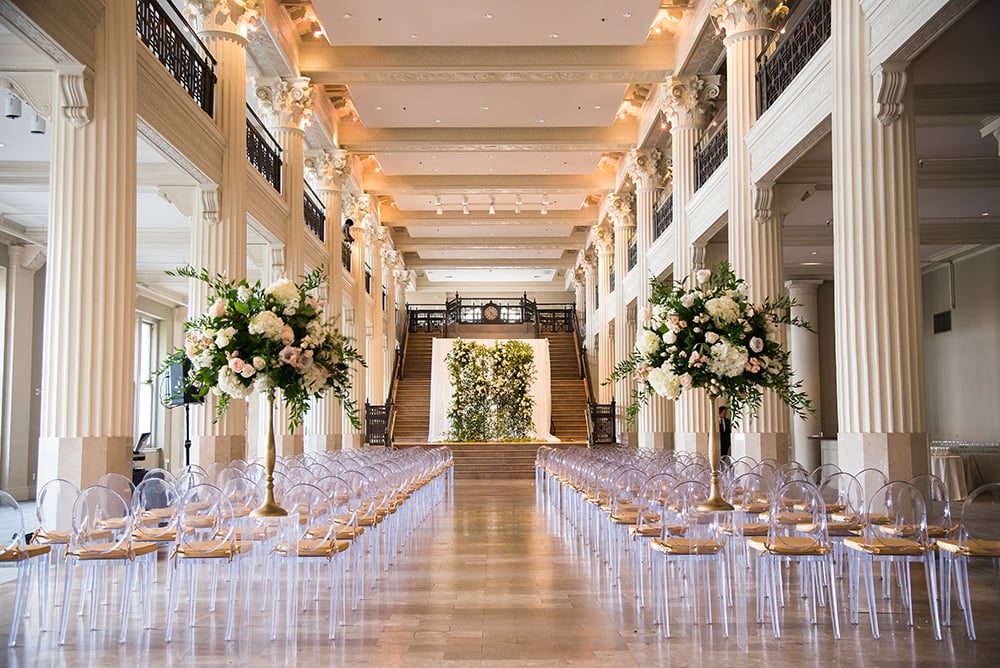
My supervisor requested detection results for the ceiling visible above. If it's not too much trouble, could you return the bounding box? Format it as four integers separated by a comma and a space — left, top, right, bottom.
0, 0, 997, 302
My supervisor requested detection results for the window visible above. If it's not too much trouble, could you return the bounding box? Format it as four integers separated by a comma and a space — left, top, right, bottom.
134, 318, 158, 442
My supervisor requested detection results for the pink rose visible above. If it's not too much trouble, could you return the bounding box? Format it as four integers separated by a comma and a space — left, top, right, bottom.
208, 298, 227, 318
750, 337, 764, 353
281, 326, 295, 345
228, 357, 245, 373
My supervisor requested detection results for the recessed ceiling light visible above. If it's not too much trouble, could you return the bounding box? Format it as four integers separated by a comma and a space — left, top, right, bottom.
800, 262, 822, 266
410, 33, 419, 39
549, 33, 559, 38
481, 106, 489, 110
623, 12, 632, 18
484, 12, 493, 19
981, 211, 990, 217
811, 251, 818, 255
0, 143, 5, 148
435, 119, 441, 123
375, 106, 383, 111
536, 119, 545, 123
342, 13, 352, 19
593, 105, 601, 110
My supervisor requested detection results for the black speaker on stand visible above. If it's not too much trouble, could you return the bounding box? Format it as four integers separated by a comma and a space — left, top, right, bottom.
163, 359, 202, 467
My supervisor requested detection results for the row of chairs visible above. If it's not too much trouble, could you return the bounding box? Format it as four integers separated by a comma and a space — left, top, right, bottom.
0, 446, 453, 647
536, 446, 1000, 644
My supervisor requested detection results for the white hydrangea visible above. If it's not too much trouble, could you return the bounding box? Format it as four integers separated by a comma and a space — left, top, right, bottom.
217, 366, 249, 398
265, 277, 301, 308
705, 295, 742, 325
647, 366, 682, 399
248, 310, 285, 341
635, 329, 661, 356
707, 337, 749, 378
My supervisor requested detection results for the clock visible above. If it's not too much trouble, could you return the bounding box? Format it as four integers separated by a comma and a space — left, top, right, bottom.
483, 302, 500, 322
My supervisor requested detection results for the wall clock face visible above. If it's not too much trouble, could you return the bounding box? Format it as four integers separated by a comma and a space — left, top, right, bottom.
483, 303, 500, 321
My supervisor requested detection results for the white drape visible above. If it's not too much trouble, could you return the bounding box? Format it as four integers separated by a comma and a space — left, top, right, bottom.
428, 338, 558, 442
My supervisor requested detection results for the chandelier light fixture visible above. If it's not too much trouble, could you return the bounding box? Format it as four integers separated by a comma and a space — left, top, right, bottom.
462, 195, 469, 215
488, 195, 496, 215
540, 195, 548, 215
514, 195, 522, 214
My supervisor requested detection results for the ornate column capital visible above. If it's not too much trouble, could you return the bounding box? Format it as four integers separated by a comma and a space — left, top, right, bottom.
345, 192, 371, 224
711, 0, 784, 40
305, 148, 352, 192
752, 181, 775, 224
253, 76, 314, 131
607, 194, 633, 230
595, 222, 615, 255
692, 243, 707, 271
662, 75, 722, 130
183, 0, 261, 43
627, 148, 660, 191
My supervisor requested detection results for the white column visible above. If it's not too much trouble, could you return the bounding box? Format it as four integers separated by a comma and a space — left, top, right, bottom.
595, 226, 614, 404
832, 1, 927, 479
629, 150, 671, 450
37, 0, 136, 490
713, 0, 789, 462
3, 245, 44, 499
582, 255, 596, 350
786, 280, 823, 470
368, 228, 386, 405
303, 149, 351, 451
665, 76, 722, 455
254, 76, 314, 457
184, 0, 259, 467
345, 194, 371, 448
609, 196, 634, 444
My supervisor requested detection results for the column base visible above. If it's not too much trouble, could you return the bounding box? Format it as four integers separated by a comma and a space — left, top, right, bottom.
637, 431, 673, 451
195, 435, 246, 468
345, 432, 364, 449
734, 432, 791, 464
836, 432, 929, 480
674, 432, 710, 456
275, 434, 304, 458
304, 433, 344, 453
37, 436, 131, 490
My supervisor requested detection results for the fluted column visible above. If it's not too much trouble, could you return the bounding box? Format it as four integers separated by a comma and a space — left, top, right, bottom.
184, 0, 259, 467
254, 76, 313, 457
664, 75, 722, 455
608, 196, 633, 443
384, 249, 400, 385
346, 194, 371, 448
629, 150, 670, 449
369, 229, 386, 405
595, 226, 614, 404
582, 254, 596, 350
37, 0, 136, 490
832, 1, 927, 479
713, 0, 789, 462
303, 149, 351, 451
786, 280, 823, 470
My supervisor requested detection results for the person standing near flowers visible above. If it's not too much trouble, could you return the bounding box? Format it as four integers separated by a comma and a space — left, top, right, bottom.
718, 405, 732, 458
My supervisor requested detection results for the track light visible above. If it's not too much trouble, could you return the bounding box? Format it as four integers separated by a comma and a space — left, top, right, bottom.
435, 195, 443, 215
514, 194, 521, 214
541, 195, 548, 215
30, 113, 46, 135
488, 195, 495, 215
462, 195, 469, 215
5, 93, 22, 119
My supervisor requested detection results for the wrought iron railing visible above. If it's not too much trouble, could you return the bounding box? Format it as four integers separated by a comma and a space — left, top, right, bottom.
246, 105, 282, 192
341, 241, 352, 273
408, 306, 446, 333
364, 401, 393, 447
588, 399, 617, 446
756, 0, 832, 115
364, 264, 372, 294
654, 192, 673, 239
136, 0, 216, 117
626, 237, 637, 272
609, 267, 615, 293
537, 306, 575, 333
303, 181, 325, 242
694, 119, 728, 190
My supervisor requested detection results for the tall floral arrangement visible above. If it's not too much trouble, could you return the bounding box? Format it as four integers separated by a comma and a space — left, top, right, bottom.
160, 266, 364, 430
610, 262, 812, 422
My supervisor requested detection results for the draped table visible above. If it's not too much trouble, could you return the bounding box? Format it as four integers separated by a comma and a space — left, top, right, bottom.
428, 338, 558, 443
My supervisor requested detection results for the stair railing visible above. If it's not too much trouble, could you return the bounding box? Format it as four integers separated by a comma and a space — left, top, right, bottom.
570, 309, 617, 446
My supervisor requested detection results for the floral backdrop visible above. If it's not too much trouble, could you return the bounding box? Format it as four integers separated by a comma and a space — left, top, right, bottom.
445, 339, 536, 442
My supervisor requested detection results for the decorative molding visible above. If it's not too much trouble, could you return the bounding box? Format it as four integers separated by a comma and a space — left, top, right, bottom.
0, 0, 77, 64
662, 75, 722, 130
8, 243, 46, 272
626, 149, 659, 191
200, 185, 220, 226
136, 117, 215, 185
312, 69, 668, 86
711, 0, 783, 38
0, 71, 53, 117
753, 182, 775, 224
253, 76, 314, 130
304, 148, 351, 191
873, 61, 908, 125
270, 245, 285, 276
344, 192, 371, 224
692, 243, 707, 271
607, 194, 633, 229
183, 0, 261, 42
55, 63, 92, 128
863, 0, 976, 69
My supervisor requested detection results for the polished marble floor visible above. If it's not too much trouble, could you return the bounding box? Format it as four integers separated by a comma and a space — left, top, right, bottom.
2, 479, 999, 666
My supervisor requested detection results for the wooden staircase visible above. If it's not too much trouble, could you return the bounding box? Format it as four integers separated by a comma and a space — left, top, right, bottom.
390, 328, 591, 478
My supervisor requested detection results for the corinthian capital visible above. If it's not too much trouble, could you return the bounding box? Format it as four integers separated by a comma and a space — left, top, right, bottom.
627, 149, 659, 191
305, 149, 352, 192
345, 192, 371, 224
606, 194, 633, 230
662, 75, 722, 130
183, 0, 261, 41
711, 0, 784, 38
253, 77, 314, 130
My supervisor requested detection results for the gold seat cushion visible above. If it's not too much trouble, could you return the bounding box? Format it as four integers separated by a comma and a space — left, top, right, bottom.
0, 543, 52, 562
133, 526, 177, 542
70, 541, 158, 560
937, 538, 1000, 557
175, 540, 251, 560
31, 529, 71, 545
651, 537, 724, 555
748, 536, 829, 555
843, 535, 929, 556
273, 539, 351, 560
629, 525, 662, 538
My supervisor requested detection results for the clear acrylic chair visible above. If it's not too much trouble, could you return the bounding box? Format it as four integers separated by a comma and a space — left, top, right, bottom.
748, 480, 841, 639
131, 477, 179, 547
937, 482, 1000, 640
0, 490, 51, 645
32, 478, 79, 611
165, 483, 252, 642
58, 485, 157, 644
844, 480, 941, 640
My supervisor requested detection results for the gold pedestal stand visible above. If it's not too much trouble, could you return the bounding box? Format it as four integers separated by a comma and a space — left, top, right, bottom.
697, 394, 734, 512
251, 393, 288, 517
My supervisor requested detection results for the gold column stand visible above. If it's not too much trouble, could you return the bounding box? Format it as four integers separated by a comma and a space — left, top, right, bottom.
251, 393, 288, 517
697, 393, 734, 512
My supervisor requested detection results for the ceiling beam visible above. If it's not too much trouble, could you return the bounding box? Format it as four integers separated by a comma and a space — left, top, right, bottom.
338, 124, 638, 153
382, 209, 594, 225
363, 173, 614, 195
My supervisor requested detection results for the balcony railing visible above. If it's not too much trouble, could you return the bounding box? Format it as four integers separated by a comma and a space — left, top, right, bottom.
654, 192, 673, 239
694, 119, 728, 191
609, 267, 615, 293
364, 264, 372, 294
246, 105, 282, 192
626, 238, 637, 272
341, 241, 352, 272
303, 181, 325, 242
136, 0, 216, 117
756, 0, 832, 115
